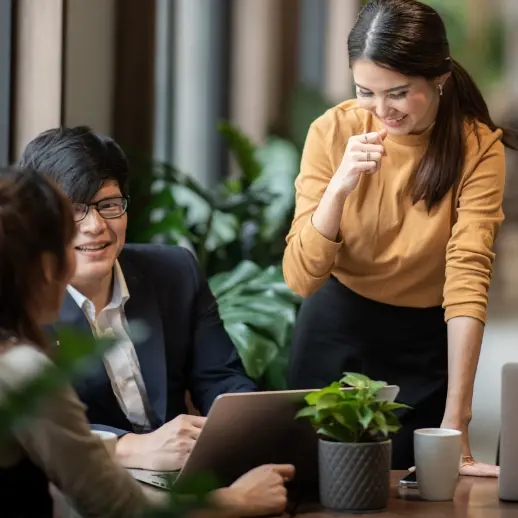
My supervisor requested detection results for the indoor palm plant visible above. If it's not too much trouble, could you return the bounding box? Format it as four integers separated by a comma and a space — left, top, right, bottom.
208, 260, 299, 389
296, 373, 410, 512
125, 122, 301, 389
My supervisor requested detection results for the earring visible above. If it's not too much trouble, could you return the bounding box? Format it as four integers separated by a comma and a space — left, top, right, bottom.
438, 83, 443, 97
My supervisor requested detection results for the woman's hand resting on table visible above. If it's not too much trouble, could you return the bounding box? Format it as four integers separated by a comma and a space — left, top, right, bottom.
409, 459, 498, 478
408, 421, 500, 479
212, 464, 295, 517
449, 422, 499, 478
459, 457, 499, 477
440, 419, 499, 478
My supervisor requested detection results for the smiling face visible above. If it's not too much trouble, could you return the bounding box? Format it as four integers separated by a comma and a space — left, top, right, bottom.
352, 59, 447, 136
71, 180, 127, 289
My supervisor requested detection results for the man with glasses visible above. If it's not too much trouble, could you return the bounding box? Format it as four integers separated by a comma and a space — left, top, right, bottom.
18, 126, 257, 472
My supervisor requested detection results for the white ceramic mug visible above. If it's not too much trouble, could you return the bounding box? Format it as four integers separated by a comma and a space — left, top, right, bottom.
414, 428, 462, 501
92, 430, 118, 458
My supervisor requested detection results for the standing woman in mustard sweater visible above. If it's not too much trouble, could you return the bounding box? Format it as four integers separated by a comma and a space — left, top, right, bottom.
284, 0, 518, 475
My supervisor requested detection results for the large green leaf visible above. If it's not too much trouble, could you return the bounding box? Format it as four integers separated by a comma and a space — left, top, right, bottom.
262, 344, 290, 390
341, 372, 373, 389
251, 137, 299, 240
224, 322, 278, 379
304, 382, 342, 406
208, 260, 262, 298
217, 308, 281, 331
358, 407, 375, 430
240, 265, 301, 304
170, 184, 211, 229
315, 392, 343, 411
332, 402, 359, 430
217, 307, 291, 351
219, 295, 296, 324
208, 261, 300, 387
373, 411, 390, 437
295, 406, 318, 419
218, 121, 262, 185
203, 212, 240, 252
379, 401, 412, 413
317, 423, 355, 443
146, 207, 189, 244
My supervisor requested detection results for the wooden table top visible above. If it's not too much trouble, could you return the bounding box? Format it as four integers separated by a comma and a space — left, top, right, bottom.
292, 470, 518, 517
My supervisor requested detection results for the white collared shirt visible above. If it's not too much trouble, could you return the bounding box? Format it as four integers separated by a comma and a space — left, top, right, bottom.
67, 261, 154, 432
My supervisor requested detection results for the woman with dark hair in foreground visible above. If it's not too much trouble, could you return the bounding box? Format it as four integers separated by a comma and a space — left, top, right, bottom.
285, 0, 518, 475
0, 167, 293, 517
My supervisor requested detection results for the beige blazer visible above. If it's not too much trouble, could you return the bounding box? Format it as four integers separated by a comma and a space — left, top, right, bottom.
0, 344, 148, 517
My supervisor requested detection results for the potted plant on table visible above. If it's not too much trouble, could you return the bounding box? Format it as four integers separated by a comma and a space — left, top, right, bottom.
296, 373, 410, 513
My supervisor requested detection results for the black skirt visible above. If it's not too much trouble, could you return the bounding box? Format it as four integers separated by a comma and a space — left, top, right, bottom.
287, 276, 448, 469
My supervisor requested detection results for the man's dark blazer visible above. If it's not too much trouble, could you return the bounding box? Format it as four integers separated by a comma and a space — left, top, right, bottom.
51, 244, 257, 436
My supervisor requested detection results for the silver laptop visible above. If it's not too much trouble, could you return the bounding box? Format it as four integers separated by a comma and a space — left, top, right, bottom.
128, 385, 400, 491
499, 363, 518, 501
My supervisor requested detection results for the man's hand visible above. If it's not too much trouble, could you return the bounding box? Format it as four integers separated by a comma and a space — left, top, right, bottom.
116, 414, 206, 471
213, 464, 295, 517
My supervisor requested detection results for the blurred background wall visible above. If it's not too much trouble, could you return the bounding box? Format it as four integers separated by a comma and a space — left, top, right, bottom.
0, 0, 517, 463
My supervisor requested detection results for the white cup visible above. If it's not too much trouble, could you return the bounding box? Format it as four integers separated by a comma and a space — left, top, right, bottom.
414, 428, 462, 501
92, 430, 118, 458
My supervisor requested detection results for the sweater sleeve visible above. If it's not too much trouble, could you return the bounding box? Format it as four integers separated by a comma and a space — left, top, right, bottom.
282, 117, 344, 297
0, 345, 150, 517
443, 138, 506, 323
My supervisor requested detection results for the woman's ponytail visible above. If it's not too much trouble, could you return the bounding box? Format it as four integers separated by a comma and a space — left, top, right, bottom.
412, 58, 518, 210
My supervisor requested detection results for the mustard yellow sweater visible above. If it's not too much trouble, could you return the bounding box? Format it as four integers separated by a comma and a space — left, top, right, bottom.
283, 100, 505, 324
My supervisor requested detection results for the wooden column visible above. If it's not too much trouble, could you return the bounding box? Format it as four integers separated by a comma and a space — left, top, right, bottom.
12, 0, 117, 160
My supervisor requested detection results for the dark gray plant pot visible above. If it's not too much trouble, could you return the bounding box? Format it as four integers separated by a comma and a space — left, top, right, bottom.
318, 438, 391, 513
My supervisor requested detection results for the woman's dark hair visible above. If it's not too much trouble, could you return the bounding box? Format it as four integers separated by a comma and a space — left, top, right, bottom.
0, 167, 75, 349
17, 126, 129, 204
348, 0, 518, 210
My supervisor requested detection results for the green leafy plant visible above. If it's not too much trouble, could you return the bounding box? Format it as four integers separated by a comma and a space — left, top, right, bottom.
296, 372, 410, 443
127, 122, 299, 278
286, 84, 333, 151
125, 121, 301, 389
209, 260, 300, 389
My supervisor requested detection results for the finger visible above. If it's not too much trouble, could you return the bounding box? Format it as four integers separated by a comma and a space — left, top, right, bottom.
372, 130, 388, 152
269, 498, 287, 515
377, 128, 388, 140
368, 129, 388, 153
270, 464, 296, 481
353, 131, 382, 145
186, 415, 207, 428
349, 151, 382, 163
186, 427, 201, 440
408, 466, 416, 473
348, 143, 385, 154
176, 437, 196, 451
177, 424, 202, 440
269, 493, 288, 510
353, 161, 378, 173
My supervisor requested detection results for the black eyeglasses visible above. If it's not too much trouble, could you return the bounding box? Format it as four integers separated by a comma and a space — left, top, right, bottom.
72, 196, 129, 222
